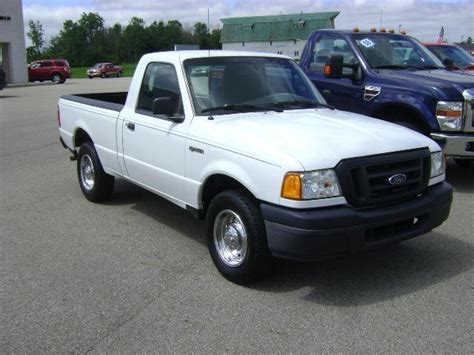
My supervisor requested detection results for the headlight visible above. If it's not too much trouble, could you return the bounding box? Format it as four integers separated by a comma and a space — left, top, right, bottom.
282, 169, 341, 200
430, 151, 445, 178
436, 101, 463, 131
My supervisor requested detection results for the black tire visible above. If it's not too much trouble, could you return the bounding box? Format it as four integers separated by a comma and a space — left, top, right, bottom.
77, 142, 115, 202
51, 73, 63, 84
117, 71, 123, 77
454, 158, 473, 169
101, 73, 106, 78
88, 75, 93, 79
206, 190, 273, 284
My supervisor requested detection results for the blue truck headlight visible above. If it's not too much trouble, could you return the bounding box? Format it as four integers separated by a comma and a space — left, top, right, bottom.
436, 101, 463, 131
430, 151, 445, 178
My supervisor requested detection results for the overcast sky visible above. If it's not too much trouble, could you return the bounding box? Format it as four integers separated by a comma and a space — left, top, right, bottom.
23, 0, 474, 45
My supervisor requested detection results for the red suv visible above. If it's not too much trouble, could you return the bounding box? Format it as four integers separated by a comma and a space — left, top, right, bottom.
28, 59, 71, 84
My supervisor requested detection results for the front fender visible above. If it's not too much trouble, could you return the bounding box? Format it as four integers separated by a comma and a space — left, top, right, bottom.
368, 91, 439, 131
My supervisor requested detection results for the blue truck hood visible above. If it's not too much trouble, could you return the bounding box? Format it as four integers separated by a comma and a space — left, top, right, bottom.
377, 69, 474, 100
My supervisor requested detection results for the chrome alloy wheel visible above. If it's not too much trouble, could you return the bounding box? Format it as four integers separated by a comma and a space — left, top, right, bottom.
80, 154, 95, 191
213, 209, 248, 267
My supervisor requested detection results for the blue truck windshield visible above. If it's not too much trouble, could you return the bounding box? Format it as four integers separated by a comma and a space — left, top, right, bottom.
353, 34, 444, 70
184, 57, 326, 115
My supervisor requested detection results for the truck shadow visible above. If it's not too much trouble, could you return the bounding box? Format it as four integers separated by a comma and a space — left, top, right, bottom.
252, 233, 473, 306
446, 159, 473, 193
107, 180, 473, 306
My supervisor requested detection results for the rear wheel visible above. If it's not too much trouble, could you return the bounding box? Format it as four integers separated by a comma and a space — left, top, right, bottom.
88, 75, 93, 79
101, 73, 106, 78
77, 142, 115, 202
51, 73, 63, 84
206, 190, 273, 284
117, 71, 123, 77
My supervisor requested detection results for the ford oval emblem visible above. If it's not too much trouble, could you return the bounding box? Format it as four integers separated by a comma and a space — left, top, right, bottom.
388, 173, 407, 185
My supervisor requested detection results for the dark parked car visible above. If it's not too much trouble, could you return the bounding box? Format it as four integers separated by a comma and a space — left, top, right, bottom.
0, 68, 6, 90
28, 59, 71, 84
87, 63, 123, 78
424, 43, 474, 73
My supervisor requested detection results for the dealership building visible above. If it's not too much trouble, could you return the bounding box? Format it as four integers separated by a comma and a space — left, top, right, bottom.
220, 12, 339, 59
0, 0, 28, 84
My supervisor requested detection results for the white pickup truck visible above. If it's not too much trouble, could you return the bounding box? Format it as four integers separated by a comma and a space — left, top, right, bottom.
58, 51, 453, 283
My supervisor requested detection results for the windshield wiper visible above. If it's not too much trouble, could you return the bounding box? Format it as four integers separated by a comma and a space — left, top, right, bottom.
201, 103, 283, 114
272, 99, 335, 110
374, 64, 442, 71
421, 64, 443, 70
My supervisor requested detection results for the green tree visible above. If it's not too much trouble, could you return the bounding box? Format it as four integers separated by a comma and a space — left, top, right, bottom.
210, 28, 222, 49
122, 17, 150, 62
26, 20, 45, 62
193, 22, 209, 49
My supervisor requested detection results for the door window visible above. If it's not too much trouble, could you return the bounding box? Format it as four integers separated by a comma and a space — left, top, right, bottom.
309, 37, 357, 75
136, 62, 183, 117
41, 61, 52, 67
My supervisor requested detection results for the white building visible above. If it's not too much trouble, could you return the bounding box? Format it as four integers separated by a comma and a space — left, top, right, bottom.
221, 12, 339, 60
0, 0, 28, 84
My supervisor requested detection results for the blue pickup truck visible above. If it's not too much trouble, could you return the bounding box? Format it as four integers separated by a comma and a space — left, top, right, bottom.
299, 29, 474, 166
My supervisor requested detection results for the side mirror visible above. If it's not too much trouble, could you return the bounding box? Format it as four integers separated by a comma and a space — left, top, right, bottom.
153, 97, 175, 116
324, 54, 344, 79
152, 97, 184, 123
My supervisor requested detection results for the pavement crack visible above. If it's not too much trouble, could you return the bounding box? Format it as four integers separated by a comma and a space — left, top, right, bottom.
0, 142, 60, 158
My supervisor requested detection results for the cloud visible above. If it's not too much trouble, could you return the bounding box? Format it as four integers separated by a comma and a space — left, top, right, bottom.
23, 0, 474, 46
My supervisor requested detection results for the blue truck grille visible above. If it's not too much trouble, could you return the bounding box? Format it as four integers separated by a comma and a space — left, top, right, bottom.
335, 149, 431, 207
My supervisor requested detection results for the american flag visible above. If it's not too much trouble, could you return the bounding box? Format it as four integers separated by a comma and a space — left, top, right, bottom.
437, 26, 444, 44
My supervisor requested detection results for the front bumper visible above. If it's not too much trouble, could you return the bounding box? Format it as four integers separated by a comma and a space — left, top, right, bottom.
261, 182, 453, 261
431, 133, 474, 158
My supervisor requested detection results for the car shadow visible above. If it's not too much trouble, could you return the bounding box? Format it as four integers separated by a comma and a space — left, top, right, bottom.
251, 233, 473, 306
446, 159, 474, 193
105, 179, 205, 245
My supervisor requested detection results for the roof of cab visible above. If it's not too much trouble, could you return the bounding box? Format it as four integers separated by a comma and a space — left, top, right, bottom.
140, 50, 292, 62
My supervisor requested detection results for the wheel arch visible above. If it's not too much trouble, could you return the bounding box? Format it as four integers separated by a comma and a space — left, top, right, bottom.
73, 127, 93, 148
371, 103, 431, 134
200, 173, 258, 216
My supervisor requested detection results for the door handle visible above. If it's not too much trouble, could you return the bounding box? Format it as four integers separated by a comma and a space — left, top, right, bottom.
125, 122, 135, 131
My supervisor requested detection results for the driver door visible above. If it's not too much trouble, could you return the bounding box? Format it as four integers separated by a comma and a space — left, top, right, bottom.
304, 35, 364, 113
121, 62, 187, 202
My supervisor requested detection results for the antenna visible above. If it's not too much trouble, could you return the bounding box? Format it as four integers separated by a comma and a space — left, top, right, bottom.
207, 6, 214, 119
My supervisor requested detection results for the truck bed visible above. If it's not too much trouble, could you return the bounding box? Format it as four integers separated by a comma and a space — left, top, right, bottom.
61, 92, 127, 112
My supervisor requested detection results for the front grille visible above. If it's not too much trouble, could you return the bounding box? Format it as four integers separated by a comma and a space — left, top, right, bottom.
463, 89, 474, 132
336, 149, 431, 207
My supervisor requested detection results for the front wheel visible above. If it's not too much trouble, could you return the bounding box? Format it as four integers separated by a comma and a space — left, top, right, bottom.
77, 142, 115, 202
206, 190, 273, 284
51, 73, 63, 84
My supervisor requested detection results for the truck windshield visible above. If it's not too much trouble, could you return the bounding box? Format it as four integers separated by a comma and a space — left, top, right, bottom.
352, 34, 444, 70
426, 45, 474, 68
183, 57, 326, 115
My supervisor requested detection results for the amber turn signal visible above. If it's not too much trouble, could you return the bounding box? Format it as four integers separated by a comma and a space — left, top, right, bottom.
324, 64, 331, 77
281, 173, 302, 200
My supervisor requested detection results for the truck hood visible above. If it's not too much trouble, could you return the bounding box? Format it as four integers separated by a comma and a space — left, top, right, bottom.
378, 69, 474, 99
195, 108, 440, 171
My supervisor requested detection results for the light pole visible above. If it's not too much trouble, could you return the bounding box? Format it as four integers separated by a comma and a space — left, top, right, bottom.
398, 24, 402, 33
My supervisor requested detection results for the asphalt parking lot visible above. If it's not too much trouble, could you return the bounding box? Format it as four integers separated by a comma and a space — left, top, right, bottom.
1, 78, 473, 353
